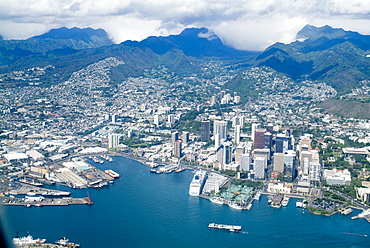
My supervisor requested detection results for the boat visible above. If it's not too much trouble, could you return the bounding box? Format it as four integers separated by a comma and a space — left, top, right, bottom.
189, 170, 207, 196
228, 201, 243, 210
210, 197, 224, 205
13, 233, 46, 246
246, 203, 252, 210
56, 237, 80, 247
270, 195, 283, 209
150, 169, 157, 173
18, 177, 43, 187
296, 201, 303, 208
281, 196, 290, 207
91, 156, 104, 163
105, 169, 120, 178
208, 223, 242, 232
254, 192, 261, 200
101, 155, 113, 162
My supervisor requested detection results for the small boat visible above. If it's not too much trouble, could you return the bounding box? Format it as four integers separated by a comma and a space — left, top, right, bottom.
296, 201, 303, 208
281, 196, 290, 207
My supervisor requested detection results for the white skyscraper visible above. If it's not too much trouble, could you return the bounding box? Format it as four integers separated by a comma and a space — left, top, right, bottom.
153, 115, 160, 126
254, 157, 266, 179
214, 120, 228, 141
108, 133, 121, 148
234, 125, 241, 144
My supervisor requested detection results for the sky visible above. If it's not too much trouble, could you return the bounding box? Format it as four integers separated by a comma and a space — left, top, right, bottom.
1, 0, 370, 51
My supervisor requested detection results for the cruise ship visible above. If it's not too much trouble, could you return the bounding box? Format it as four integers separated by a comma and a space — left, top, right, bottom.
189, 170, 207, 196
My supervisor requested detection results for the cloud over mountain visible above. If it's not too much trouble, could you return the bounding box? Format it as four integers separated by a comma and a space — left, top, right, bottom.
2, 0, 370, 51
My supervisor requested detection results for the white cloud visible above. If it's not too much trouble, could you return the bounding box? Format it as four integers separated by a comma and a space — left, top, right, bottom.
1, 0, 370, 50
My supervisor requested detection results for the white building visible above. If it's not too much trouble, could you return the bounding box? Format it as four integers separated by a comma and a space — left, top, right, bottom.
323, 168, 351, 186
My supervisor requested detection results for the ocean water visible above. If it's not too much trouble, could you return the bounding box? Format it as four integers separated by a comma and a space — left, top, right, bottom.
2, 156, 369, 248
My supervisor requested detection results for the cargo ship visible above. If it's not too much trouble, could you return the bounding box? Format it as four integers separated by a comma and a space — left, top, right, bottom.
105, 169, 120, 178
208, 223, 242, 232
189, 170, 207, 196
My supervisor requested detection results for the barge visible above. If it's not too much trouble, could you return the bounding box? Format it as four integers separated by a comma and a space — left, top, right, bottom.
208, 223, 242, 232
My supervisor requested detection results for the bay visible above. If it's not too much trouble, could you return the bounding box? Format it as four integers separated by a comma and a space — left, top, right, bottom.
2, 156, 369, 248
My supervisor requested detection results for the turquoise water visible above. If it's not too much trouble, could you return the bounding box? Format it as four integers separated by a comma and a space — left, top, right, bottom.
3, 156, 370, 247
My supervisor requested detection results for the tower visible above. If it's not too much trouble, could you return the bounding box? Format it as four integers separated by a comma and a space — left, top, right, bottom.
214, 120, 228, 141
174, 140, 182, 158
254, 128, 266, 149
201, 120, 210, 141
108, 133, 120, 148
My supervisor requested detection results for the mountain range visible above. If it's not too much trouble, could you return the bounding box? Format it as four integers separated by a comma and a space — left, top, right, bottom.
1, 25, 370, 97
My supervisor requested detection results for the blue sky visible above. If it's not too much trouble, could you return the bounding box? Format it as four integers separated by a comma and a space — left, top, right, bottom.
1, 0, 370, 51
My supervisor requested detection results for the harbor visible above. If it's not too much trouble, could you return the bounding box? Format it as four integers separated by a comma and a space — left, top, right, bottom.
4, 156, 370, 248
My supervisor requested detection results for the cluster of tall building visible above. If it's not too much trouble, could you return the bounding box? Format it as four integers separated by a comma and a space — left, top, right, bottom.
199, 117, 303, 181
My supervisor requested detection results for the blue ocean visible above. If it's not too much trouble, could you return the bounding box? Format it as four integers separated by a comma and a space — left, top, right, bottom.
2, 156, 369, 247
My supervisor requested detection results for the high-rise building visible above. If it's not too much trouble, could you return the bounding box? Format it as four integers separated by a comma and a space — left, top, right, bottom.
108, 133, 121, 148
234, 125, 241, 144
253, 148, 270, 168
240, 154, 251, 171
153, 115, 160, 126
273, 153, 285, 173
235, 145, 245, 163
254, 128, 266, 149
214, 120, 228, 141
201, 120, 210, 141
264, 132, 272, 150
254, 157, 266, 179
174, 140, 182, 158
216, 144, 231, 165
182, 131, 190, 144
275, 134, 292, 153
172, 131, 179, 144
111, 114, 118, 123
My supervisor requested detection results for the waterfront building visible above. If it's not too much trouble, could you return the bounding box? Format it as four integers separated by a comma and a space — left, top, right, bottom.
201, 120, 210, 141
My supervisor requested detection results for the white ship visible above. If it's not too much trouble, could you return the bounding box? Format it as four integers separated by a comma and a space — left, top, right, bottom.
189, 170, 207, 196
281, 196, 290, 207
13, 233, 46, 246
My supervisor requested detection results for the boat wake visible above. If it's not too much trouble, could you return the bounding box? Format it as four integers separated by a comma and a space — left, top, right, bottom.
343, 232, 368, 237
